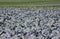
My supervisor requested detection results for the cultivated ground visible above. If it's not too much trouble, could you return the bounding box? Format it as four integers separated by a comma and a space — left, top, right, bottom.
0, 8, 60, 39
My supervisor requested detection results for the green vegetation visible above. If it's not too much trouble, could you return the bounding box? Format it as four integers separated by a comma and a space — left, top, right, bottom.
0, 0, 60, 4
0, 0, 60, 8
0, 5, 60, 8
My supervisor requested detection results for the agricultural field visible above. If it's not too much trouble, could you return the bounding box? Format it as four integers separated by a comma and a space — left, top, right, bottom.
0, 0, 60, 39
0, 8, 60, 39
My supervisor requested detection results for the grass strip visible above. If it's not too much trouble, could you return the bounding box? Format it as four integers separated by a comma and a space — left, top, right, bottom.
0, 5, 60, 8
